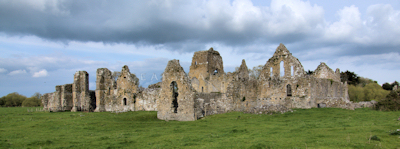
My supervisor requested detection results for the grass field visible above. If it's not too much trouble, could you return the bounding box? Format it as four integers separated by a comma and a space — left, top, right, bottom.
0, 107, 399, 149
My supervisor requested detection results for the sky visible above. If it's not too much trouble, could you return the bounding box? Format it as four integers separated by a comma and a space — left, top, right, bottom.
0, 0, 399, 97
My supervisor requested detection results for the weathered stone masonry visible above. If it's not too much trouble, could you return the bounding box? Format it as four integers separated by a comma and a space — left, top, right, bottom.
42, 43, 365, 121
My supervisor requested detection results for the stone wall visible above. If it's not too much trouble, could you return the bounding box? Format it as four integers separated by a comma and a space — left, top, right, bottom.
314, 62, 341, 82
71, 71, 93, 112
41, 93, 53, 111
41, 43, 356, 122
189, 47, 225, 93
61, 84, 73, 111
135, 88, 159, 111
94, 68, 114, 112
157, 60, 196, 121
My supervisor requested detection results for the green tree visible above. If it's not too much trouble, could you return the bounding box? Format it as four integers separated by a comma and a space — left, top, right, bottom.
340, 70, 359, 85
0, 96, 5, 107
22, 97, 42, 107
2, 92, 27, 107
382, 82, 392, 90
348, 85, 365, 102
375, 91, 400, 111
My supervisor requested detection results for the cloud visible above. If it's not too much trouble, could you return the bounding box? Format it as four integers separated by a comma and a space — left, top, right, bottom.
0, 68, 6, 73
32, 69, 48, 77
8, 69, 27, 75
0, 0, 325, 51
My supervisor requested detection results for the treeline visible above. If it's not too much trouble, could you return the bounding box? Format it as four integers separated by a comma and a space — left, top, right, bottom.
0, 92, 42, 107
340, 70, 394, 102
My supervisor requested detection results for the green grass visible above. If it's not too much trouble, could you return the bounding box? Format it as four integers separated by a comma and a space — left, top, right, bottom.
0, 107, 399, 149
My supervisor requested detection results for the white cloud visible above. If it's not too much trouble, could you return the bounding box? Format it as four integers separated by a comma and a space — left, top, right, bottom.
0, 68, 6, 73
8, 69, 27, 75
324, 5, 362, 42
32, 69, 48, 77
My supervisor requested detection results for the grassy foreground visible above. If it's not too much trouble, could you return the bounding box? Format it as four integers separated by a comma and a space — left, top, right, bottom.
0, 107, 399, 149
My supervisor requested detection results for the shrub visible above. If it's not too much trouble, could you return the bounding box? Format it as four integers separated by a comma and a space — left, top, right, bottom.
348, 83, 389, 102
369, 135, 380, 141
2, 92, 27, 107
22, 97, 42, 107
374, 91, 400, 111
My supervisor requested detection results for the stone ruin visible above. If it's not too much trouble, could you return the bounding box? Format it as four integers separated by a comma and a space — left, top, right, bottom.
42, 43, 366, 121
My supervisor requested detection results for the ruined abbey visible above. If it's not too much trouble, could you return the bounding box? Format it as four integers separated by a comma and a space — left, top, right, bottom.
42, 43, 358, 121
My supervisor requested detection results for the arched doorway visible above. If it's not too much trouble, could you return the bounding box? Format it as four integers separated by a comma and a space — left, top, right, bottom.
171, 81, 179, 113
287, 84, 292, 96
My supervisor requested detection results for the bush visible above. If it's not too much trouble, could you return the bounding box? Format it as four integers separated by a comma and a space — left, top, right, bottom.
348, 83, 389, 102
0, 92, 42, 107
369, 135, 380, 141
22, 97, 42, 107
374, 91, 400, 111
1, 92, 27, 107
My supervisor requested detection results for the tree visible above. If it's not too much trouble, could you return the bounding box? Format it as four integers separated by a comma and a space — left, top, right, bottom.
22, 97, 42, 107
249, 65, 263, 80
2, 92, 27, 107
112, 71, 121, 82
340, 70, 359, 85
382, 82, 393, 90
374, 91, 400, 111
32, 92, 42, 99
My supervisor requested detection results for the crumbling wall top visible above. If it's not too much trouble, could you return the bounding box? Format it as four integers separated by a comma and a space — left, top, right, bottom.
273, 43, 291, 57
314, 62, 340, 82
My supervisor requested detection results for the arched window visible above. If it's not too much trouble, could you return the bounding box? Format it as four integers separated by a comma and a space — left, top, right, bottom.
287, 84, 292, 96
171, 81, 179, 113
280, 61, 284, 77
213, 69, 218, 75
123, 98, 127, 105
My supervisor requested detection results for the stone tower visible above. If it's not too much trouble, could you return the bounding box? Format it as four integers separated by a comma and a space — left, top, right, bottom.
189, 47, 224, 93
94, 68, 114, 112
115, 65, 139, 111
71, 71, 93, 112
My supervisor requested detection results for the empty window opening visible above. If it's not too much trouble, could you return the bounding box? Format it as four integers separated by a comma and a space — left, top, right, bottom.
202, 86, 203, 92
213, 69, 218, 75
287, 84, 292, 96
133, 95, 136, 104
270, 67, 273, 77
195, 61, 197, 65
124, 77, 126, 78
291, 66, 294, 76
123, 98, 127, 105
280, 61, 284, 77
171, 81, 179, 113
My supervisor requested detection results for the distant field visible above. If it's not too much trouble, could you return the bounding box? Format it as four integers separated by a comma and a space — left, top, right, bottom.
0, 107, 399, 149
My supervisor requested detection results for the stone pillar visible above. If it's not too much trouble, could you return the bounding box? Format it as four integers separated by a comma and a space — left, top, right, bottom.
94, 68, 113, 112
72, 71, 90, 112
